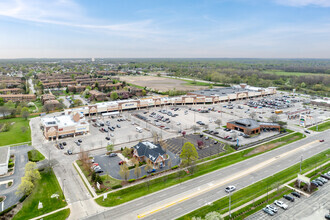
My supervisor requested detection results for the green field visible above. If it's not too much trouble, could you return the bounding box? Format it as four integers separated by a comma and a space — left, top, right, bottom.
95, 132, 304, 207
0, 117, 31, 146
309, 121, 330, 132
28, 149, 45, 162
263, 70, 328, 76
178, 148, 330, 220
38, 208, 70, 220
13, 169, 67, 220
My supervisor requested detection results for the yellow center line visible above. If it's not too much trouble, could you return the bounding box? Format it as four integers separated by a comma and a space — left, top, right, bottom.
137, 140, 318, 219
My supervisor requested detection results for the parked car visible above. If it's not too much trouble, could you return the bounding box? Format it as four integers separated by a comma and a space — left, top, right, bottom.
95, 168, 103, 173
118, 161, 125, 165
67, 150, 72, 155
319, 139, 324, 142
304, 130, 310, 134
109, 153, 117, 157
147, 169, 156, 173
325, 214, 330, 220
59, 143, 64, 149
291, 191, 301, 198
321, 174, 330, 180
78, 139, 82, 143
117, 124, 121, 128
274, 200, 288, 209
62, 142, 67, 146
266, 205, 278, 213
283, 194, 295, 202
105, 137, 110, 140
225, 185, 236, 193
262, 207, 275, 216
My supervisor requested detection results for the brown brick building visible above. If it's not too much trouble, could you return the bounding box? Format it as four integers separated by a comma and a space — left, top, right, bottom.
227, 118, 280, 135
89, 90, 106, 101
0, 94, 36, 102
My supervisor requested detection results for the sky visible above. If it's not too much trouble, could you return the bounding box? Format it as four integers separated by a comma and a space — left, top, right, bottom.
1, 0, 330, 58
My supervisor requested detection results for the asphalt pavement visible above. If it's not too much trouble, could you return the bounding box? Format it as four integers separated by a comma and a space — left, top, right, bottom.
84, 130, 329, 220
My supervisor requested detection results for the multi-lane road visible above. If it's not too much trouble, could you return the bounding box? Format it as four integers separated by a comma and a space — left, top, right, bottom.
85, 131, 329, 220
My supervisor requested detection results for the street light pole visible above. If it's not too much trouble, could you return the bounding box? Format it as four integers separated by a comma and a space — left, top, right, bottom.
229, 191, 232, 217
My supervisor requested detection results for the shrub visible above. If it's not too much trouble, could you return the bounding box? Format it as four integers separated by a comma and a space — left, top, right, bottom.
171, 165, 179, 170
0, 204, 17, 216
19, 194, 29, 203
141, 175, 147, 179
112, 184, 122, 189
128, 179, 136, 183
8, 163, 14, 168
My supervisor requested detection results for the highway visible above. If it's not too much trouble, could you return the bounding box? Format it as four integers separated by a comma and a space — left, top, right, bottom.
84, 131, 329, 220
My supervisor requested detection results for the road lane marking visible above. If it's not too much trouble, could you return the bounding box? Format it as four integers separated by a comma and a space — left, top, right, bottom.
137, 140, 319, 218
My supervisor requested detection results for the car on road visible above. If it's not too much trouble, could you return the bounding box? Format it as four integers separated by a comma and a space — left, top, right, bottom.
304, 130, 310, 134
319, 139, 324, 142
266, 205, 277, 213
105, 137, 110, 140
118, 161, 125, 165
67, 150, 72, 155
58, 143, 64, 149
78, 139, 82, 143
325, 214, 330, 220
291, 191, 301, 198
147, 169, 156, 174
283, 194, 295, 202
109, 153, 117, 157
62, 142, 67, 146
274, 200, 288, 209
262, 207, 275, 216
117, 124, 121, 128
225, 185, 236, 193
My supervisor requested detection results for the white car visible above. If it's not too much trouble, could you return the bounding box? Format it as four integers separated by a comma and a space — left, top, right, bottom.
274, 200, 288, 210
177, 122, 181, 125
266, 205, 278, 213
225, 185, 236, 193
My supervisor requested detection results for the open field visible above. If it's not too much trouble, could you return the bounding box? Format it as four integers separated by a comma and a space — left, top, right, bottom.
13, 169, 67, 220
263, 70, 329, 76
0, 117, 31, 146
119, 76, 209, 91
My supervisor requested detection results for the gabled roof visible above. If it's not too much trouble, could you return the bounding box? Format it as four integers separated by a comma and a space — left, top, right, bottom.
133, 142, 165, 163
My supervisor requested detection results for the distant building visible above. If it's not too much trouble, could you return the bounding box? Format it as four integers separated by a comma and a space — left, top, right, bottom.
133, 142, 166, 167
0, 88, 23, 94
44, 100, 61, 109
227, 118, 280, 135
89, 90, 106, 101
0, 147, 10, 175
41, 94, 56, 104
0, 94, 36, 102
310, 99, 330, 108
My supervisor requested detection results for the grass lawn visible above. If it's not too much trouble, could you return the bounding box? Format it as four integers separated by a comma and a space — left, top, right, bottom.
309, 121, 330, 132
37, 208, 70, 220
178, 148, 330, 220
95, 132, 304, 207
76, 160, 121, 194
28, 149, 45, 162
13, 169, 67, 220
0, 117, 31, 146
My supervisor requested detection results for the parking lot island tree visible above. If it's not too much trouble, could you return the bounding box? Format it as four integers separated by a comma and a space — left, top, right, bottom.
180, 142, 199, 167
106, 144, 114, 153
119, 163, 130, 181
134, 160, 141, 179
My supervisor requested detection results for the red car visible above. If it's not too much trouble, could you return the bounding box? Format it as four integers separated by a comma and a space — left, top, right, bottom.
118, 161, 125, 165
319, 140, 325, 142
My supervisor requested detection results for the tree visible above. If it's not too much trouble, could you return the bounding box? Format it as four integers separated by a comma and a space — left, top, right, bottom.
122, 147, 131, 158
214, 119, 222, 127
25, 162, 37, 173
144, 159, 153, 173
106, 144, 114, 152
111, 92, 118, 100
167, 158, 172, 169
180, 142, 198, 167
21, 107, 29, 120
249, 111, 257, 120
269, 114, 279, 123
119, 164, 130, 181
25, 169, 41, 184
0, 97, 4, 106
134, 161, 141, 179
16, 176, 34, 196
204, 211, 223, 220
73, 99, 82, 107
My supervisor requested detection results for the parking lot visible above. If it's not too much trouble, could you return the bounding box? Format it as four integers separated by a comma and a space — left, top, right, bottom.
163, 134, 225, 158
247, 181, 330, 220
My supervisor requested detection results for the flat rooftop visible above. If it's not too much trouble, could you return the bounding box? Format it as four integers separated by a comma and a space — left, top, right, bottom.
190, 87, 248, 97
0, 147, 9, 164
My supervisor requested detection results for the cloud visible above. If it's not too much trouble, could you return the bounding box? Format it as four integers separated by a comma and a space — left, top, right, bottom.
0, 0, 160, 38
274, 0, 330, 7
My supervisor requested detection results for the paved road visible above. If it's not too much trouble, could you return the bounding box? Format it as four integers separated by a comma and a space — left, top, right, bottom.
28, 78, 35, 94
0, 145, 32, 210
85, 130, 329, 220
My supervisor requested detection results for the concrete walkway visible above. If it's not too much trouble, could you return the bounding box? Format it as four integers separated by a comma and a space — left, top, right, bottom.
30, 206, 69, 220
73, 161, 97, 198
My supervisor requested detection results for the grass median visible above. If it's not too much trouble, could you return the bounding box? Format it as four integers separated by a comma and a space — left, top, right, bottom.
309, 121, 330, 132
37, 208, 70, 220
28, 149, 45, 162
13, 169, 67, 220
177, 148, 330, 220
95, 132, 304, 207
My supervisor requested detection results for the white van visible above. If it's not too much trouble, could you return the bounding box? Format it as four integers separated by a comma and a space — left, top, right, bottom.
136, 127, 143, 133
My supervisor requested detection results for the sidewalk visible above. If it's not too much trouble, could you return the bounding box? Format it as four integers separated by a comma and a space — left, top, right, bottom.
30, 206, 69, 220
221, 160, 330, 217
73, 161, 97, 197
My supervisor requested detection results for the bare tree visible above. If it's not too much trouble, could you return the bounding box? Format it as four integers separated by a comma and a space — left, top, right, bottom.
167, 158, 172, 169
128, 134, 132, 142
159, 139, 168, 153
269, 114, 279, 123
119, 164, 130, 181
214, 119, 222, 127
249, 111, 257, 120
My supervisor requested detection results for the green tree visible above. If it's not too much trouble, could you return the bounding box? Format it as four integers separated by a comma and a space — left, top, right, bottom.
205, 211, 223, 220
142, 89, 147, 96
180, 142, 198, 167
119, 164, 130, 181
91, 171, 96, 182
0, 97, 4, 106
16, 176, 34, 196
25, 169, 41, 184
21, 107, 29, 120
122, 147, 131, 158
106, 144, 114, 152
111, 92, 119, 100
134, 161, 141, 179
25, 162, 37, 173
73, 99, 82, 107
